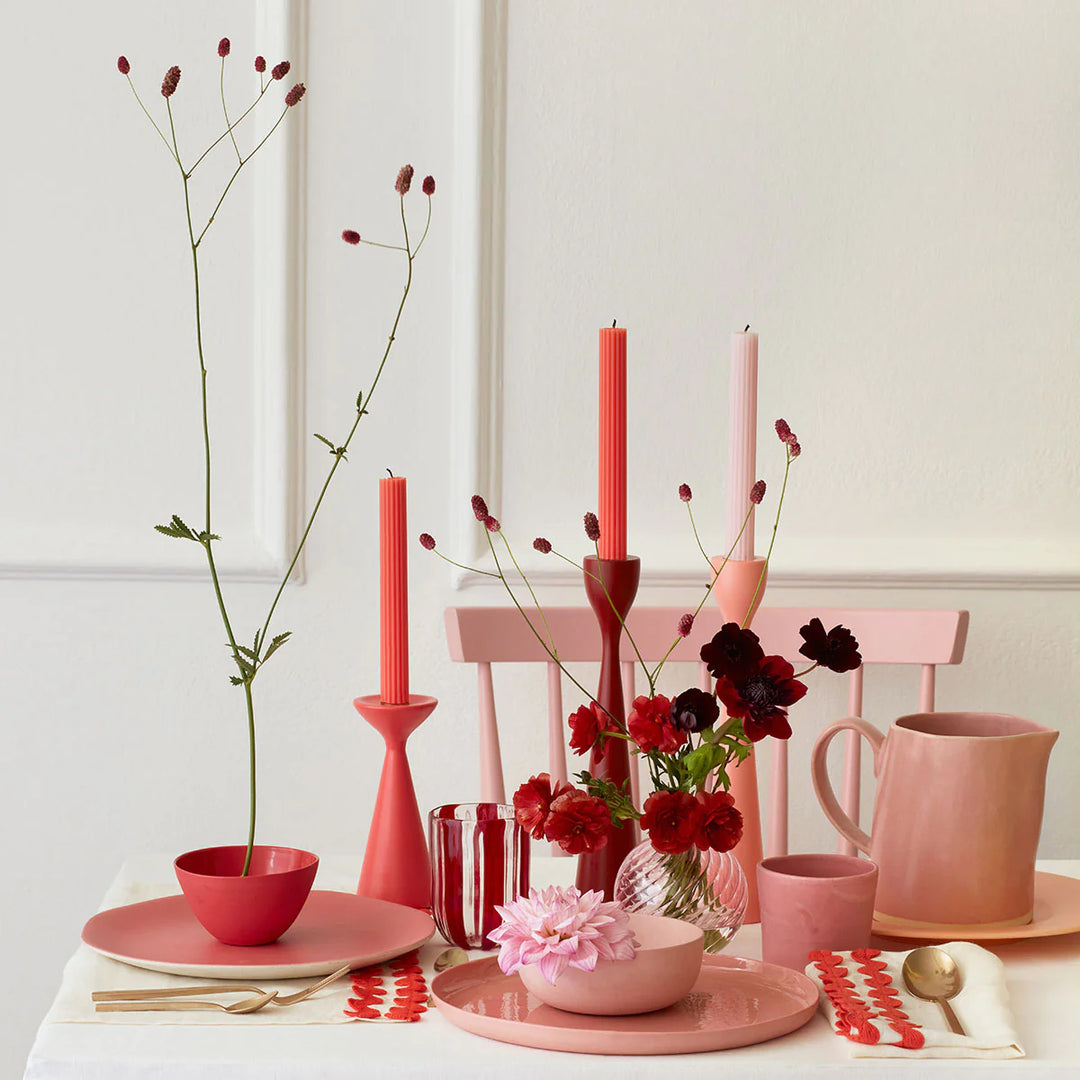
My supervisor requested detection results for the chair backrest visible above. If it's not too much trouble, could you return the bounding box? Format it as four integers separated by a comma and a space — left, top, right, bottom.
444, 606, 969, 856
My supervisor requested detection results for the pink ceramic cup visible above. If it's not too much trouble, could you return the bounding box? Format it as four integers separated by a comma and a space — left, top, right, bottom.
758, 853, 878, 971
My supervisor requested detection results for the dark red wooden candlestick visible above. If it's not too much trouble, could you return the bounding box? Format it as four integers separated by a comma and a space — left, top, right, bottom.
576, 554, 640, 900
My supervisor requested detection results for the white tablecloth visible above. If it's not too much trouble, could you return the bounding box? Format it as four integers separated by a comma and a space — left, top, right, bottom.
24, 857, 1080, 1079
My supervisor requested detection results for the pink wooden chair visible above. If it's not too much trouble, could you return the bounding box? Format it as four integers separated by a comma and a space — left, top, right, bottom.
444, 606, 968, 857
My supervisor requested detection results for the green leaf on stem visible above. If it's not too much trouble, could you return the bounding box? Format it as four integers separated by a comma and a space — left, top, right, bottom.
262, 630, 292, 662
313, 433, 336, 451
154, 514, 198, 541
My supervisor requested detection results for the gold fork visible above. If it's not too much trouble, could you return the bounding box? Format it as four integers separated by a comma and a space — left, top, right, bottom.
92, 964, 351, 1008
96, 991, 276, 1015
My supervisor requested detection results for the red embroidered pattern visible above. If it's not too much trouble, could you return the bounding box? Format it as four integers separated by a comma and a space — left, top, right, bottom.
811, 949, 925, 1050
851, 949, 925, 1049
343, 962, 387, 1020
342, 950, 429, 1022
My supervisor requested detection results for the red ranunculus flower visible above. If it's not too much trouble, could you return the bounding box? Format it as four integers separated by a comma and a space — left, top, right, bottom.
568, 701, 616, 756
694, 790, 743, 852
640, 790, 702, 854
798, 617, 862, 673
700, 622, 765, 680
627, 694, 684, 754
715, 654, 807, 742
543, 790, 611, 854
512, 773, 572, 841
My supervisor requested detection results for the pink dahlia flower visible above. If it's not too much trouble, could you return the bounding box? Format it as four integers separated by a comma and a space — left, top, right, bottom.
489, 886, 636, 985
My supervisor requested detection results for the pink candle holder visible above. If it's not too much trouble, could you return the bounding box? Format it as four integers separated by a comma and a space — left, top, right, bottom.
711, 555, 768, 923
576, 554, 640, 900
355, 693, 437, 910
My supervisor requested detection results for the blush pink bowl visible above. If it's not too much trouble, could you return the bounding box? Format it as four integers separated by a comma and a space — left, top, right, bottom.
174, 845, 319, 946
518, 913, 704, 1015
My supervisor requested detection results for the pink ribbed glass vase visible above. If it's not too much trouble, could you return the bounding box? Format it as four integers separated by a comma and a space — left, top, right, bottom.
614, 840, 749, 953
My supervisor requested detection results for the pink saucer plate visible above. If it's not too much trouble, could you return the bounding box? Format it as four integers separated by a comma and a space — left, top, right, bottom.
873, 872, 1080, 943
82, 890, 434, 979
430, 953, 819, 1055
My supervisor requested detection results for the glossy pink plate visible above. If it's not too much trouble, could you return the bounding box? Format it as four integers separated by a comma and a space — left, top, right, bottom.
873, 872, 1080, 943
82, 890, 434, 979
431, 953, 819, 1054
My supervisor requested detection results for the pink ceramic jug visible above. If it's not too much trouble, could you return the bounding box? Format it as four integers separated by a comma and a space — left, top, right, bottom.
811, 712, 1057, 926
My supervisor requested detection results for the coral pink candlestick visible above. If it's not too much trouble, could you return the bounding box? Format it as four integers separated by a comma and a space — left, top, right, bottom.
712, 555, 768, 923
726, 331, 758, 561
380, 476, 409, 704
355, 693, 436, 909
598, 326, 627, 561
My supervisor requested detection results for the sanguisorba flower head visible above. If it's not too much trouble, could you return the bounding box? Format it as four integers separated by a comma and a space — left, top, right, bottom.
471, 494, 489, 521
218, 37, 231, 58
489, 886, 636, 985
284, 83, 305, 107
750, 479, 766, 504
255, 55, 267, 73
533, 537, 552, 554
117, 55, 131, 75
161, 65, 181, 98
418, 532, 436, 551
484, 515, 501, 533
395, 164, 415, 195
583, 511, 601, 542
677, 612, 694, 638
678, 482, 692, 502
341, 229, 361, 245
422, 175, 436, 196
271, 59, 291, 80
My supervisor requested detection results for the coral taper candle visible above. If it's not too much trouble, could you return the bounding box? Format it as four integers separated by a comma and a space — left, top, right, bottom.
598, 326, 627, 560
379, 475, 409, 704
726, 330, 758, 560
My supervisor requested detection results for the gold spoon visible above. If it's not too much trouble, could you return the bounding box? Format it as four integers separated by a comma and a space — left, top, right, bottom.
433, 947, 470, 973
901, 946, 965, 1035
96, 990, 277, 1015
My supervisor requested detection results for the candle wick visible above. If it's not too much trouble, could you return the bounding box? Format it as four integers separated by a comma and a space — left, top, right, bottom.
612, 319, 617, 328
386, 468, 394, 478
744, 324, 750, 332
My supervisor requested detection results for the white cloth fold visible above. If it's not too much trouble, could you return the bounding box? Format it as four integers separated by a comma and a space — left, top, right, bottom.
806, 941, 1024, 1059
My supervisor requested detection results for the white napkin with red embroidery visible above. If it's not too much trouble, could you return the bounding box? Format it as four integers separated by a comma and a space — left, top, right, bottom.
806, 941, 1023, 1058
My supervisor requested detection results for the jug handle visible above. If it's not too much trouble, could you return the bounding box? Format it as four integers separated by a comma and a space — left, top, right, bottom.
810, 716, 885, 856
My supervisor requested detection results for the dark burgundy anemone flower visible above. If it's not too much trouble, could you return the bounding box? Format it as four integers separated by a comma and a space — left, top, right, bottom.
670, 687, 720, 733
798, 618, 862, 673
715, 655, 807, 742
700, 622, 764, 680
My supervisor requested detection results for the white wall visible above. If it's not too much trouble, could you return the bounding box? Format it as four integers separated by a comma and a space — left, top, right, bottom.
3, 1, 1078, 1072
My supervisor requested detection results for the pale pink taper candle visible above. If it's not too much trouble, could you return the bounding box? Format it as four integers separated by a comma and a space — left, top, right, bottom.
726, 330, 758, 560
379, 476, 409, 704
598, 326, 627, 560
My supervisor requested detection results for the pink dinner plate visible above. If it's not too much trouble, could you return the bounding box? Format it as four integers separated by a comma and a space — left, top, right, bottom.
82, 890, 434, 979
431, 953, 819, 1055
873, 872, 1080, 943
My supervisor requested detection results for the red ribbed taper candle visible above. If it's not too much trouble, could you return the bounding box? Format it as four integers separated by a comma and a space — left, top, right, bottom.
598, 326, 627, 560
379, 475, 409, 704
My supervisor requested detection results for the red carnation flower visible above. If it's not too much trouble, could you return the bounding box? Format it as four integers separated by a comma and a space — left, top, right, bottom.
117, 56, 130, 75
678, 483, 692, 502
533, 537, 552, 554
627, 695, 684, 754
640, 790, 702, 855
471, 494, 489, 521
512, 773, 572, 841
677, 612, 694, 638
285, 82, 305, 107
700, 622, 765, 680
568, 701, 616, 756
255, 55, 267, 73
798, 618, 862, 673
543, 790, 611, 854
583, 512, 601, 542
694, 790, 743, 852
395, 164, 414, 195
218, 38, 231, 58
342, 229, 361, 245
422, 175, 436, 195
715, 654, 807, 742
750, 479, 766, 504
271, 60, 291, 80
161, 65, 181, 98
418, 533, 436, 551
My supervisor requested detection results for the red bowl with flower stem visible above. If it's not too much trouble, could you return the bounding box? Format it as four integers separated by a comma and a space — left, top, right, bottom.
175, 845, 318, 946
